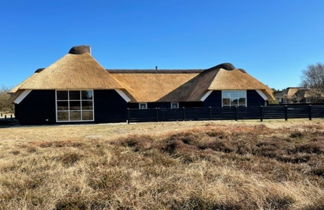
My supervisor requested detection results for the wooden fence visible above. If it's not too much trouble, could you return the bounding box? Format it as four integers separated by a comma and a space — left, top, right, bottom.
127, 105, 324, 123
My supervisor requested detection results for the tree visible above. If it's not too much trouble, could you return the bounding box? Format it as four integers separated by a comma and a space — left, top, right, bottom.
0, 87, 13, 113
301, 63, 324, 102
301, 63, 324, 90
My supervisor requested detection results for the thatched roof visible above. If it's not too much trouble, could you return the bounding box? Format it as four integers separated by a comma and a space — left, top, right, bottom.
10, 47, 122, 92
110, 67, 275, 102
11, 46, 274, 102
110, 70, 201, 102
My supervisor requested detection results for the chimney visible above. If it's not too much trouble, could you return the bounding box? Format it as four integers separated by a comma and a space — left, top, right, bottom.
69, 45, 91, 55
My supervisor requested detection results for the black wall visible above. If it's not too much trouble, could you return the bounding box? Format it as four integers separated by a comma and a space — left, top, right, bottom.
203, 91, 222, 107
15, 90, 56, 125
247, 90, 266, 106
127, 101, 203, 109
94, 90, 127, 123
15, 89, 266, 125
203, 90, 265, 107
15, 89, 128, 125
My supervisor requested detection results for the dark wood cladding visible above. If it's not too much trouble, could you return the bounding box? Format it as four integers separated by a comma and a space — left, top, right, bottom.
15, 90, 128, 125
203, 91, 222, 107
127, 90, 265, 109
203, 90, 265, 107
15, 90, 56, 125
94, 90, 127, 123
14, 90, 266, 125
247, 90, 266, 106
127, 101, 203, 109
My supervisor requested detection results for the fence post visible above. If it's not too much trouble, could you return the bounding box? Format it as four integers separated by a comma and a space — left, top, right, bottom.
127, 108, 130, 124
260, 106, 263, 122
156, 107, 159, 122
183, 107, 186, 121
284, 105, 288, 121
234, 106, 238, 121
308, 104, 312, 121
209, 106, 212, 120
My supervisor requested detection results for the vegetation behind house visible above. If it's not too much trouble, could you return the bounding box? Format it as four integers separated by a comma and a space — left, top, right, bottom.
0, 87, 13, 113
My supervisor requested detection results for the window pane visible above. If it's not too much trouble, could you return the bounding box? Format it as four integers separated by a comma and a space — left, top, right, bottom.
171, 102, 179, 109
222, 91, 231, 98
70, 101, 81, 110
82, 101, 93, 110
223, 98, 230, 106
139, 103, 147, 109
57, 91, 68, 100
57, 101, 68, 110
239, 98, 246, 106
69, 91, 80, 100
70, 111, 81, 121
231, 98, 238, 107
82, 90, 93, 100
57, 111, 68, 121
82, 111, 93, 120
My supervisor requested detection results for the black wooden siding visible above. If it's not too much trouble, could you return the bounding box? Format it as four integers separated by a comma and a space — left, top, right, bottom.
127, 90, 265, 109
203, 90, 265, 107
15, 90, 56, 125
94, 90, 127, 123
15, 90, 266, 125
127, 101, 203, 109
247, 90, 266, 106
203, 91, 222, 107
15, 90, 128, 125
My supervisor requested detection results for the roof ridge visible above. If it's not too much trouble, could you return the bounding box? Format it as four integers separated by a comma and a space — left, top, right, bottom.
108, 69, 205, 73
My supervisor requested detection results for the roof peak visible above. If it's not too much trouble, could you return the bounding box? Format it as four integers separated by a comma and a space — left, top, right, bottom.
68, 45, 91, 54
209, 63, 235, 71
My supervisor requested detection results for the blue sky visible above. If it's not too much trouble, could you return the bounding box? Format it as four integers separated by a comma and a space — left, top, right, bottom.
1, 0, 324, 90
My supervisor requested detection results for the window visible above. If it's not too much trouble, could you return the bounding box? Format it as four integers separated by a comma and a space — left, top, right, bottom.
222, 90, 247, 107
139, 103, 148, 109
56, 90, 94, 122
170, 102, 179, 109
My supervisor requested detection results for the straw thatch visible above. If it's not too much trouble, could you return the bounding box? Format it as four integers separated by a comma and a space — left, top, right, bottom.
11, 51, 122, 92
110, 68, 275, 102
11, 46, 274, 102
110, 71, 201, 102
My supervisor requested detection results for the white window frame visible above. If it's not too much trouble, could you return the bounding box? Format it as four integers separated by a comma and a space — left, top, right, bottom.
55, 90, 95, 122
221, 90, 247, 107
138, 103, 148, 109
170, 102, 179, 109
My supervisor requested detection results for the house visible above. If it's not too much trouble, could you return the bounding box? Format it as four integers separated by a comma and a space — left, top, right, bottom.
10, 45, 274, 124
275, 87, 324, 104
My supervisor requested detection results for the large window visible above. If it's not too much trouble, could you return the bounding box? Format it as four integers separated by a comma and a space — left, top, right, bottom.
222, 90, 247, 107
56, 90, 94, 122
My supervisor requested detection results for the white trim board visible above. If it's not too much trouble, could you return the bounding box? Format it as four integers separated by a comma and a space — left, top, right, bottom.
256, 90, 268, 100
115, 89, 131, 102
14, 90, 32, 104
200, 91, 212, 101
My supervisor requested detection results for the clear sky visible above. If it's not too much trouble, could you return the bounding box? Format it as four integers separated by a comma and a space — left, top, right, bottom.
1, 0, 324, 90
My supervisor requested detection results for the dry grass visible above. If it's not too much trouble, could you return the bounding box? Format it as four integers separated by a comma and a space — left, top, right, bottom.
0, 120, 324, 209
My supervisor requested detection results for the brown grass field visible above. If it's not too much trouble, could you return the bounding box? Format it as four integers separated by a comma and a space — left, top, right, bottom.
0, 119, 324, 209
